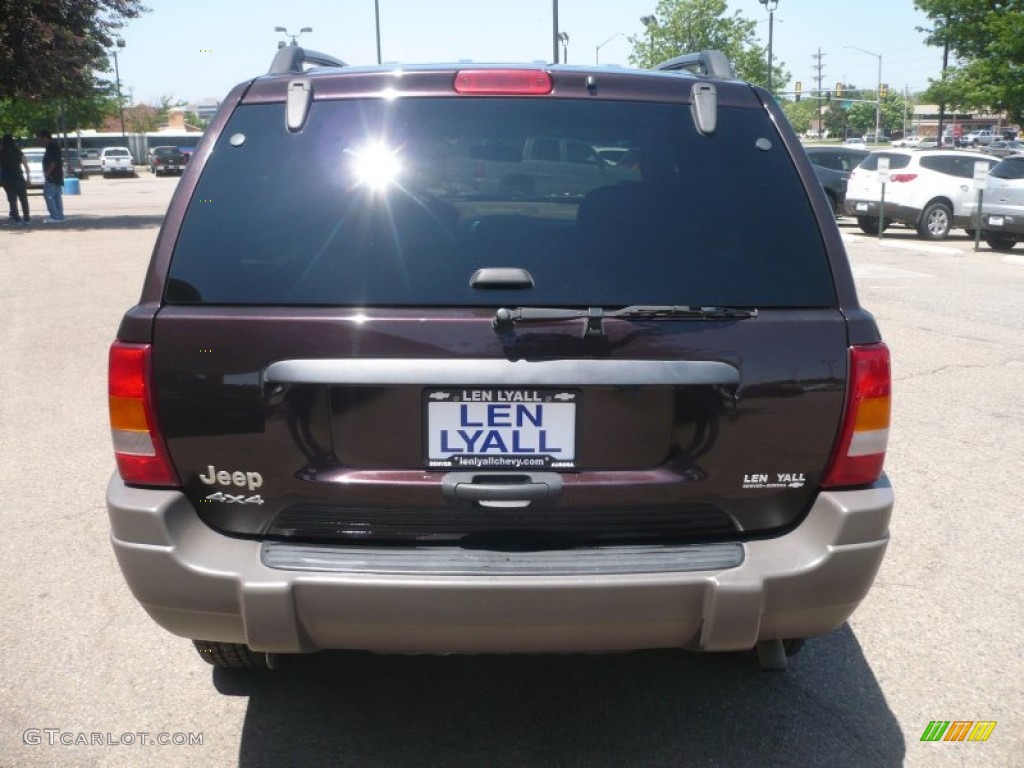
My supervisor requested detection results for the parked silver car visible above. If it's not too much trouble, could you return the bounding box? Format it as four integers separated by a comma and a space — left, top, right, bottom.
22, 148, 46, 188
967, 155, 1024, 251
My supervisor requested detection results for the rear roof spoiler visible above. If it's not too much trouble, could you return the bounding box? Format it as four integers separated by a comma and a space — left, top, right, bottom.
269, 46, 347, 75
654, 50, 735, 79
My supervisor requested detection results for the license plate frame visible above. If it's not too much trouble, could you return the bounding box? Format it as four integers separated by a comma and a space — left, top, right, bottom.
425, 388, 578, 469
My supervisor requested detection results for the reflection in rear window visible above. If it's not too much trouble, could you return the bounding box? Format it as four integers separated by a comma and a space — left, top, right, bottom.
858, 153, 912, 171
992, 157, 1024, 179
167, 99, 835, 308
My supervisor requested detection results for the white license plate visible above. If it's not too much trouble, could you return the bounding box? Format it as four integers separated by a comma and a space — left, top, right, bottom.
987, 215, 1005, 227
855, 202, 869, 212
426, 388, 577, 469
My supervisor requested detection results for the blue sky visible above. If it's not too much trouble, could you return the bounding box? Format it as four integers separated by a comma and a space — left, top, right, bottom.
109, 1, 944, 104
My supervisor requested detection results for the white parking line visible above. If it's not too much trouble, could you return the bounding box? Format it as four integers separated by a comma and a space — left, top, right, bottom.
850, 264, 934, 279
841, 233, 967, 256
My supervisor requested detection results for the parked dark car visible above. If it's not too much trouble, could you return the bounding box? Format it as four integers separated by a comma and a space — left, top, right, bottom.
107, 48, 893, 672
804, 145, 869, 216
148, 146, 187, 176
63, 149, 86, 179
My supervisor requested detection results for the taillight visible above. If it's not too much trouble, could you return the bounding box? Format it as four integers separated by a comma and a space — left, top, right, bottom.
822, 343, 891, 488
108, 341, 179, 486
454, 69, 553, 95
889, 173, 918, 183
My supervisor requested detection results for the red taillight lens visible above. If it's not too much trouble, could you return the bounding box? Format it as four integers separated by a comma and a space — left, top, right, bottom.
454, 69, 553, 95
822, 343, 891, 488
889, 173, 918, 183
108, 341, 179, 486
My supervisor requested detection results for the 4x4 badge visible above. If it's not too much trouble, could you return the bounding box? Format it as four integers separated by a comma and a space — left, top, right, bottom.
202, 492, 265, 505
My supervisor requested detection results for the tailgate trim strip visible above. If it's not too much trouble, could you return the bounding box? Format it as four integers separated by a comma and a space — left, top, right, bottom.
262, 541, 745, 576
264, 358, 739, 386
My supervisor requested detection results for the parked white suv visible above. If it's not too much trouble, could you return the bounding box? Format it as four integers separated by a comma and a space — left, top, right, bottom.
845, 149, 997, 239
99, 146, 135, 178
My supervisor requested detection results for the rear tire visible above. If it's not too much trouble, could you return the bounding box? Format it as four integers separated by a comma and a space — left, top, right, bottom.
857, 216, 880, 235
756, 638, 806, 671
192, 640, 273, 669
917, 201, 952, 240
984, 232, 1019, 252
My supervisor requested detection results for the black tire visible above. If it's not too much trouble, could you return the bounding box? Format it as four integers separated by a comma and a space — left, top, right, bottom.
782, 638, 806, 657
916, 201, 952, 239
984, 232, 1019, 252
192, 640, 272, 669
857, 216, 880, 235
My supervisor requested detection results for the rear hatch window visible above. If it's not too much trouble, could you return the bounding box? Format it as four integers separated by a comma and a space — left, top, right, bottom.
167, 97, 835, 308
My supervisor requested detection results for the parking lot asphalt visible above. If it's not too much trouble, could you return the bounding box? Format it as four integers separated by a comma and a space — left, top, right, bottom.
1, 176, 1021, 768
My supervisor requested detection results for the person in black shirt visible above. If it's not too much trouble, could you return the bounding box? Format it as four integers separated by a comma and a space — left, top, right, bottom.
38, 129, 65, 222
1, 134, 31, 224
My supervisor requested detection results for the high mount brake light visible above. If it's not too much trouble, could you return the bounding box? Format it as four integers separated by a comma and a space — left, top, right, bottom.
454, 70, 553, 95
823, 343, 891, 488
108, 341, 179, 487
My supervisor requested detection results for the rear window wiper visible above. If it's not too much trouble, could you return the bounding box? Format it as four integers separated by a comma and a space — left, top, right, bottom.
493, 305, 757, 338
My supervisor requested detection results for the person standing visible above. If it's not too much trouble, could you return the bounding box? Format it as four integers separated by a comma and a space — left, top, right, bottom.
1, 134, 31, 224
38, 129, 66, 222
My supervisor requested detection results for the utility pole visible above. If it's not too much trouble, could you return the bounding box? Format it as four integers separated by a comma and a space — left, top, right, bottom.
812, 48, 826, 135
552, 0, 560, 63
936, 41, 949, 143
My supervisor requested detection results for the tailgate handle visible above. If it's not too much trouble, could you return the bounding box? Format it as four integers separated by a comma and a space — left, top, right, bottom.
442, 473, 562, 508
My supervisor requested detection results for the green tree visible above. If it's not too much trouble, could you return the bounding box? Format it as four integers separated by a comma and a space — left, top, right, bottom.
0, 0, 148, 101
914, 0, 1024, 125
629, 0, 788, 92
781, 98, 821, 135
0, 82, 119, 137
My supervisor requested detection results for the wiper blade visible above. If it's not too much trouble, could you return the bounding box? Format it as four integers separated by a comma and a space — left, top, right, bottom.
610, 305, 758, 320
493, 305, 757, 338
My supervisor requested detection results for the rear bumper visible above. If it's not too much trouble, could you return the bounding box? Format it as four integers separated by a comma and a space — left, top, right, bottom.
107, 473, 893, 654
981, 211, 1024, 235
845, 199, 921, 224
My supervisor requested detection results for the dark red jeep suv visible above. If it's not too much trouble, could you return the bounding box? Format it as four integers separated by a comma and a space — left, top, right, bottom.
107, 47, 893, 671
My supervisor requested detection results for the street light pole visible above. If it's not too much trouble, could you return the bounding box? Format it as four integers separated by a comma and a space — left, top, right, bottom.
758, 0, 779, 93
274, 26, 312, 47
374, 0, 382, 65
846, 45, 882, 144
595, 33, 625, 64
640, 15, 657, 63
553, 0, 560, 63
111, 38, 126, 140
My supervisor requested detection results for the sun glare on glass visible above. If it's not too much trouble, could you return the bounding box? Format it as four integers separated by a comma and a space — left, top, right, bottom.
350, 143, 402, 190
